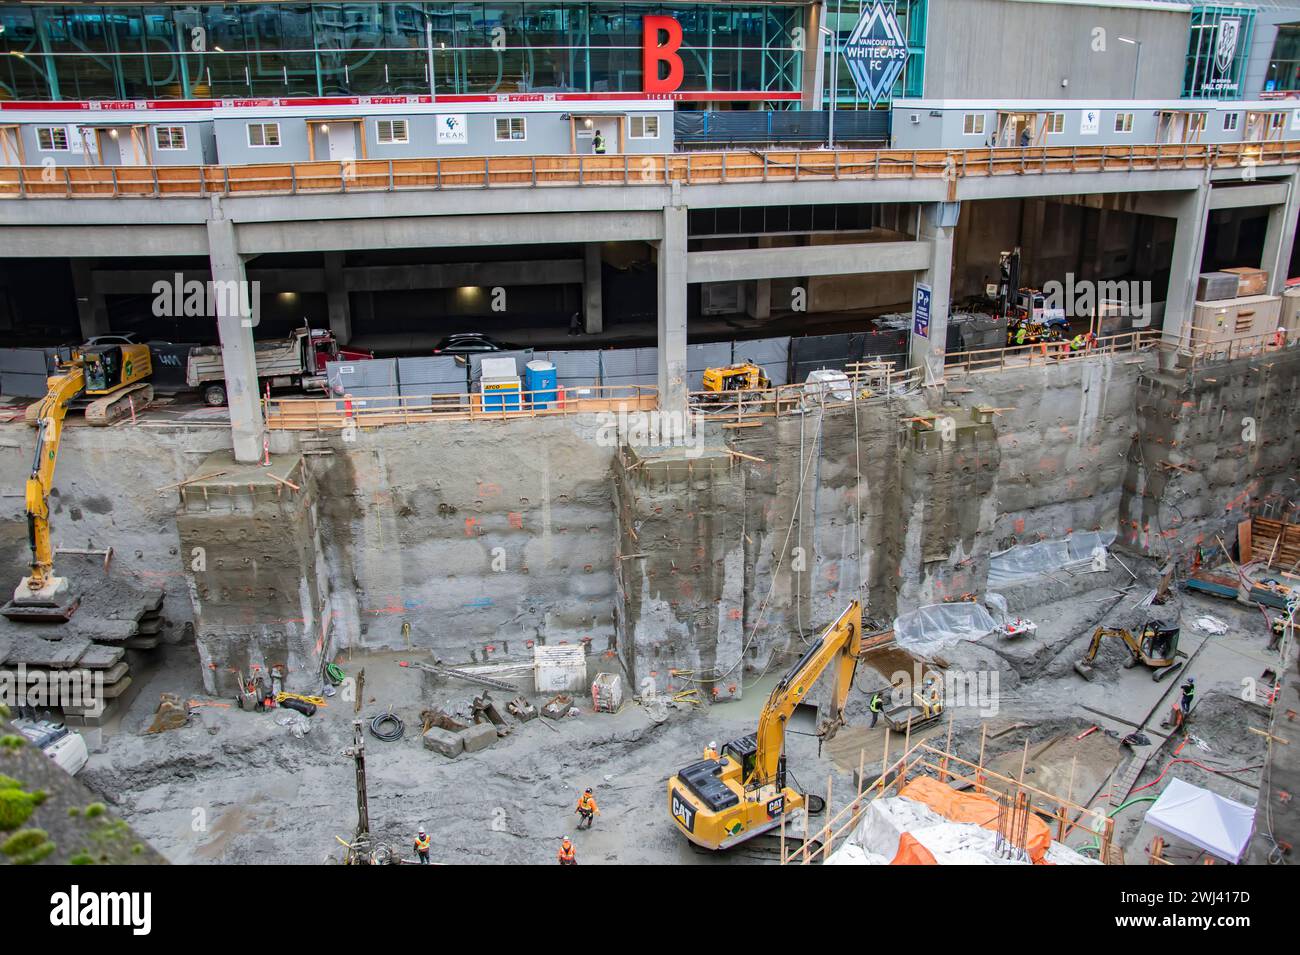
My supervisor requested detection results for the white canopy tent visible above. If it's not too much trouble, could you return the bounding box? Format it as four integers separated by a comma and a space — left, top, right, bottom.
1145, 778, 1255, 863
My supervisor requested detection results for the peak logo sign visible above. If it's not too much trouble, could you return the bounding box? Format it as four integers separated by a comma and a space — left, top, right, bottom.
843, 1, 908, 106
50, 886, 152, 936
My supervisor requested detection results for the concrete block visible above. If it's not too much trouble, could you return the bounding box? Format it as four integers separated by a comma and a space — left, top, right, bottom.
422, 726, 464, 759
459, 721, 497, 753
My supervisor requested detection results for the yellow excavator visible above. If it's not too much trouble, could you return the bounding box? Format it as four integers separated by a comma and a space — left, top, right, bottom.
1074, 622, 1185, 682
668, 601, 861, 851
3, 342, 153, 621
700, 362, 771, 395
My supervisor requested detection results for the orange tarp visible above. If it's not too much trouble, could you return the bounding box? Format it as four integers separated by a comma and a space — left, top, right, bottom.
898, 775, 1053, 864
890, 832, 938, 865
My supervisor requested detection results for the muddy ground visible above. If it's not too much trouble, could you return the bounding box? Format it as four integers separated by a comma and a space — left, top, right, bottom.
75, 571, 1280, 865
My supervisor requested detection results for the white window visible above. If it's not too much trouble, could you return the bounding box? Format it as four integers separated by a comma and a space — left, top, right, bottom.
1189, 112, 1207, 133
36, 126, 69, 151
1223, 112, 1240, 131
247, 122, 280, 147
495, 116, 526, 141
1046, 113, 1064, 135
629, 115, 659, 139
1114, 112, 1134, 133
962, 113, 985, 136
376, 118, 409, 144
1271, 112, 1286, 130
154, 126, 186, 150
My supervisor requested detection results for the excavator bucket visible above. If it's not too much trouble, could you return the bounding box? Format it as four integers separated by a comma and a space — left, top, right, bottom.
1073, 659, 1097, 681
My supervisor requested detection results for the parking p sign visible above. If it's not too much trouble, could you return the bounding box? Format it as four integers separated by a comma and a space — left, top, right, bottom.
913, 283, 932, 339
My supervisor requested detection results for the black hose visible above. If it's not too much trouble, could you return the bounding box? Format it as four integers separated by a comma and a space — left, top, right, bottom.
280, 697, 317, 717
369, 712, 404, 742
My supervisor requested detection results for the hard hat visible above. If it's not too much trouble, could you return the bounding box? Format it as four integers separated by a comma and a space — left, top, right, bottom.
708, 741, 716, 749
418, 827, 425, 834
584, 787, 592, 793
562, 837, 571, 845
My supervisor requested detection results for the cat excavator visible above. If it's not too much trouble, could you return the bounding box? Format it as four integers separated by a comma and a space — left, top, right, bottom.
668, 601, 861, 851
1073, 622, 1185, 682
2, 342, 153, 621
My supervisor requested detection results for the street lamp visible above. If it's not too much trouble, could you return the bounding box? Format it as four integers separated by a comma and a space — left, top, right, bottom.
1118, 35, 1143, 100
819, 25, 837, 149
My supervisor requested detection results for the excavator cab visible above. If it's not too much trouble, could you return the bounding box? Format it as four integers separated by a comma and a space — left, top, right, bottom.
79, 342, 151, 396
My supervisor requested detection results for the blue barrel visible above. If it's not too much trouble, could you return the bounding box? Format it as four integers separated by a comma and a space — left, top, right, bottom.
525, 360, 558, 408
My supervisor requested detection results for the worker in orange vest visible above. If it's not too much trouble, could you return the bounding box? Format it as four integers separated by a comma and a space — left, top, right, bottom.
413, 827, 431, 864
576, 787, 599, 829
558, 837, 577, 865
703, 740, 719, 760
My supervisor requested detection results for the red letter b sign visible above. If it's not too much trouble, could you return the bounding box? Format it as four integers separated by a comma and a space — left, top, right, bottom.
642, 15, 683, 94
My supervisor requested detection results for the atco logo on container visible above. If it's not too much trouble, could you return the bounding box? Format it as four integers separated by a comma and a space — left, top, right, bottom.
437, 114, 468, 144
842, 1, 909, 106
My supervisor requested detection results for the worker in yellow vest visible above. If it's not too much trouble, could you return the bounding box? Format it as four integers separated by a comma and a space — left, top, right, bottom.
576, 787, 599, 829
413, 826, 431, 864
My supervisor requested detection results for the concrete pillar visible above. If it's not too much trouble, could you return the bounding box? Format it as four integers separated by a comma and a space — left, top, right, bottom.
908, 202, 957, 381
324, 251, 351, 345
657, 202, 689, 414
70, 259, 110, 340
206, 202, 265, 464
803, 1, 825, 112
1261, 169, 1300, 294
1163, 185, 1211, 346
584, 243, 603, 334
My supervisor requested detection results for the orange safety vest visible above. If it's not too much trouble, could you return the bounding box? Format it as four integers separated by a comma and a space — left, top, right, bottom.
578, 793, 597, 813
415, 834, 430, 852
558, 842, 575, 863
703, 746, 718, 760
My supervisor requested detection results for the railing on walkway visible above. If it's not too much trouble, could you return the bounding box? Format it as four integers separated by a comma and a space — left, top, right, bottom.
1178, 329, 1298, 368
689, 361, 922, 422
941, 329, 1164, 376
3, 141, 1296, 199
263, 383, 656, 431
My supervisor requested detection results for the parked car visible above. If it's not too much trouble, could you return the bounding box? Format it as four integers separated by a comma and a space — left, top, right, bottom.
432, 333, 519, 356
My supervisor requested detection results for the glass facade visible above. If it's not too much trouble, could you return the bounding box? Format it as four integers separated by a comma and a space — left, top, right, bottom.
0, 2, 804, 101
822, 0, 925, 108
1266, 22, 1300, 92
1182, 4, 1255, 99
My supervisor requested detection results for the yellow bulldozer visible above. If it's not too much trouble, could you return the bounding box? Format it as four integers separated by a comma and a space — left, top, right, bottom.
667, 601, 861, 851
3, 341, 153, 621
1073, 622, 1185, 682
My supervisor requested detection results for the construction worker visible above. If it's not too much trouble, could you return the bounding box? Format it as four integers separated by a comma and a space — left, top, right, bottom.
413, 827, 431, 864
1269, 616, 1288, 652
557, 837, 576, 865
1015, 323, 1027, 347
703, 740, 719, 760
1070, 333, 1086, 352
576, 787, 599, 829
592, 130, 606, 155
1180, 677, 1196, 720
869, 691, 884, 729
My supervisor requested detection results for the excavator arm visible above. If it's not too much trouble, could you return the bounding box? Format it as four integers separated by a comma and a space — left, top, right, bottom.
20, 366, 84, 597
749, 600, 861, 789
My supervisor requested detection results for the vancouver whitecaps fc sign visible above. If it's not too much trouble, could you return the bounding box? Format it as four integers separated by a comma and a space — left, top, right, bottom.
843, 1, 909, 106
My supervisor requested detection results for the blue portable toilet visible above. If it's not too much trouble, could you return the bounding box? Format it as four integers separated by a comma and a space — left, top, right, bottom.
525, 359, 558, 408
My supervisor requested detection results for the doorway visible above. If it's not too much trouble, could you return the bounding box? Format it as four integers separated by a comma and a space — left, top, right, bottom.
306, 119, 367, 162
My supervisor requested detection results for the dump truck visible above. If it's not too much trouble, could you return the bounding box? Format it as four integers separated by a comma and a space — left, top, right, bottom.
186, 325, 370, 406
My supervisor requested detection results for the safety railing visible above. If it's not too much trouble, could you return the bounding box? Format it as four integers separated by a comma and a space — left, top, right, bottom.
264, 383, 656, 431
941, 329, 1164, 377
1176, 328, 1298, 368
688, 361, 922, 423
3, 141, 1297, 199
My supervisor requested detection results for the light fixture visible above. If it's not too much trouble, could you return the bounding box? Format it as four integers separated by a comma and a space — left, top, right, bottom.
109, 128, 119, 138
320, 124, 330, 133
583, 118, 593, 129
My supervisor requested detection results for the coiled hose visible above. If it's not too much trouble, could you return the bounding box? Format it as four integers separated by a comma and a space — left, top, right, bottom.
369, 712, 404, 742
325, 663, 346, 686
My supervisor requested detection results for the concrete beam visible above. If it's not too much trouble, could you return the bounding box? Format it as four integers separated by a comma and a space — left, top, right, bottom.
0, 225, 208, 257
1208, 182, 1291, 210
207, 201, 265, 464
234, 211, 663, 254
658, 204, 689, 415
687, 240, 932, 284
955, 169, 1205, 202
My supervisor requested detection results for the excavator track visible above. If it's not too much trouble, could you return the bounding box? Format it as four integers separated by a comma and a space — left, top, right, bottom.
84, 383, 153, 426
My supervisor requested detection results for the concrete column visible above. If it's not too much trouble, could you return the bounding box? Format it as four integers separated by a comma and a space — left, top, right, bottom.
1163, 185, 1211, 347
324, 251, 351, 345
70, 259, 110, 340
584, 243, 603, 334
908, 202, 957, 381
1261, 169, 1300, 294
657, 202, 689, 414
206, 202, 265, 463
803, 1, 825, 112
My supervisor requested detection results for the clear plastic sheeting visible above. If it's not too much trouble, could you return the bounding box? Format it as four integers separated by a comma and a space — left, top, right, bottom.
893, 601, 998, 655
987, 531, 1117, 588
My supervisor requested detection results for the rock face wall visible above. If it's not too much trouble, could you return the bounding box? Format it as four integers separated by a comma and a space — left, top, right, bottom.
1121, 349, 1300, 558
4, 348, 1298, 697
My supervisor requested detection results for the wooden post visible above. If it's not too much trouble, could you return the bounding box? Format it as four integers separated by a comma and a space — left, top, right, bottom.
822, 773, 834, 862
976, 723, 987, 793
881, 727, 891, 792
